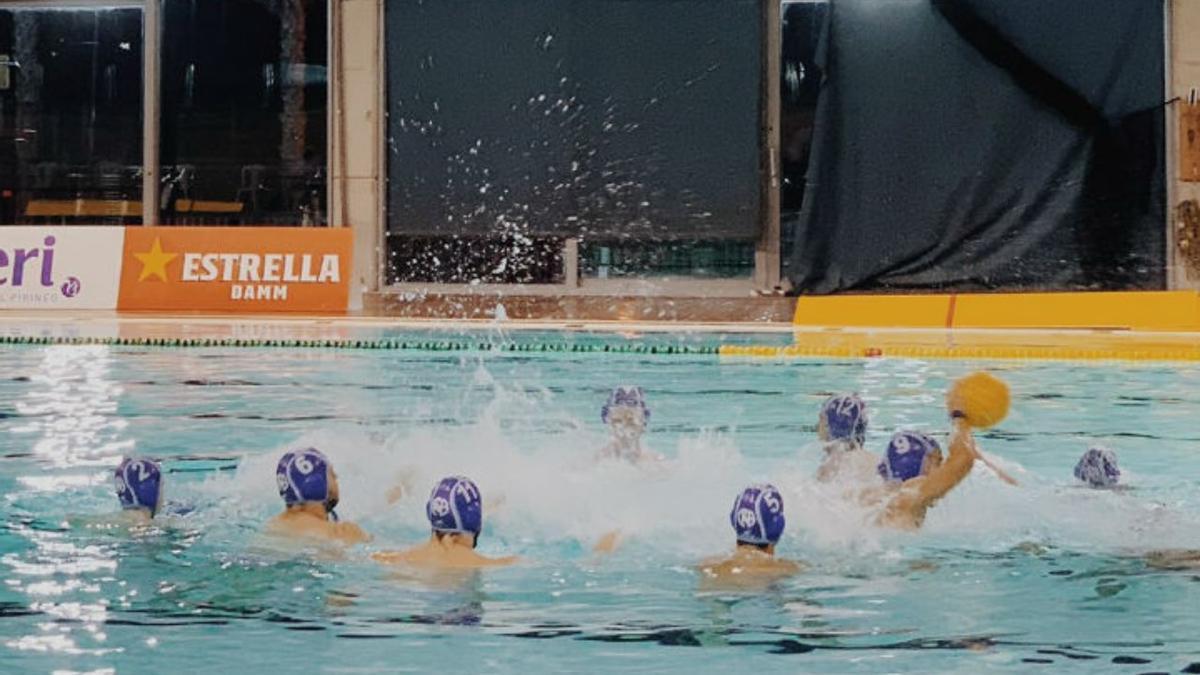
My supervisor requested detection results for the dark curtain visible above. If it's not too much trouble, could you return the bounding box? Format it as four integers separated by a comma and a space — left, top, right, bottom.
786, 0, 1166, 293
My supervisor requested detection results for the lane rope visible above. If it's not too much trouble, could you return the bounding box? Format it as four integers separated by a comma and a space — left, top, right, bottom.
4, 335, 1197, 362
0, 334, 719, 355
717, 344, 1200, 362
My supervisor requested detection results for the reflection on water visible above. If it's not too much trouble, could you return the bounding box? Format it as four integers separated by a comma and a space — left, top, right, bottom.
2, 525, 115, 657
4, 346, 129, 661
13, 346, 131, 471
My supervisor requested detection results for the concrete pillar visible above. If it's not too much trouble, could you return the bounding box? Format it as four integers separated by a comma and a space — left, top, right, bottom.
755, 0, 782, 292
280, 0, 308, 177
1170, 0, 1200, 288
331, 0, 384, 307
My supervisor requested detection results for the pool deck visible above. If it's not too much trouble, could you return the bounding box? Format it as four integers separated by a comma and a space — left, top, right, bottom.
3, 311, 1200, 362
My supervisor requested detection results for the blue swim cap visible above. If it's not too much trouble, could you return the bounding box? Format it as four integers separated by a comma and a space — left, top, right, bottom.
730, 484, 786, 546
601, 386, 651, 424
1075, 447, 1120, 488
821, 394, 868, 445
276, 448, 333, 507
878, 431, 942, 482
427, 476, 483, 536
115, 457, 163, 516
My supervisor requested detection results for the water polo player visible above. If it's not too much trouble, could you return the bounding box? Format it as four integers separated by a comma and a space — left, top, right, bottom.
865, 372, 1011, 530
114, 457, 164, 524
597, 386, 661, 463
698, 484, 803, 586
815, 394, 879, 483
1075, 447, 1121, 489
373, 476, 518, 569
266, 447, 370, 544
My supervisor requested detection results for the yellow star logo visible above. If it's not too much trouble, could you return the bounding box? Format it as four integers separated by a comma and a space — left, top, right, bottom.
133, 237, 178, 282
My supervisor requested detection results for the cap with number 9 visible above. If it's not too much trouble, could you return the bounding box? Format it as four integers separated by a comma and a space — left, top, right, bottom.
878, 431, 942, 482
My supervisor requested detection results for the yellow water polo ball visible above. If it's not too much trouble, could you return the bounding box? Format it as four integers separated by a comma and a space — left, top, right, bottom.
946, 371, 1010, 428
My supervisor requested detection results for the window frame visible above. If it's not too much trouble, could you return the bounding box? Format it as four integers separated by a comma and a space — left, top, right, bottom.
375, 0, 783, 295
0, 0, 333, 227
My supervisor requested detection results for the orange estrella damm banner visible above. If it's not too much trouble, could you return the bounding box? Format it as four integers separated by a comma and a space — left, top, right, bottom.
118, 227, 353, 312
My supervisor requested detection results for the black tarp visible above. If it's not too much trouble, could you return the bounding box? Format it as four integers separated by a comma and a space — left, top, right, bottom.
385, 0, 763, 242
785, 0, 1166, 293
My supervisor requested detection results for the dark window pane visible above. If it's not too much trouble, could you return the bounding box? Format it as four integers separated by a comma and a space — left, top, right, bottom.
389, 236, 564, 284
160, 0, 327, 226
384, 0, 762, 283
580, 241, 755, 280
0, 7, 143, 225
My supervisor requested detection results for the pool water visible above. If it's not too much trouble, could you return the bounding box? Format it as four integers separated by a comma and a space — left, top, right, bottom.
3, 332, 1200, 673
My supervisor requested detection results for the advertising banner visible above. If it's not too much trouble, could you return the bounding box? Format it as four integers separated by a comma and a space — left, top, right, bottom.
117, 227, 353, 312
0, 226, 125, 309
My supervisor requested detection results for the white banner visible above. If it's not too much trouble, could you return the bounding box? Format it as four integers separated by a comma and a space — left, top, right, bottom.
0, 227, 125, 309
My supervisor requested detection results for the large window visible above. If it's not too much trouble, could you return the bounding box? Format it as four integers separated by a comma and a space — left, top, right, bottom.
160, 0, 327, 225
0, 6, 143, 224
0, 0, 326, 227
384, 0, 763, 284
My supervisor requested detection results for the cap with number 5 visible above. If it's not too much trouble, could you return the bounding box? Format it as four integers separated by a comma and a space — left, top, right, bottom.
730, 484, 786, 545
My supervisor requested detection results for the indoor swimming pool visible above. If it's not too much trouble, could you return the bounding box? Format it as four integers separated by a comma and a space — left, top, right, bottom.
2, 329, 1200, 673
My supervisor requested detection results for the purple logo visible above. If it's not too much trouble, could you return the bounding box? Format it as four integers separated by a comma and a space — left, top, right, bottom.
61, 276, 81, 298
0, 235, 56, 288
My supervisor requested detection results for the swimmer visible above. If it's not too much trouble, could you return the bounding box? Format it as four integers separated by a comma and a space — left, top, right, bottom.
863, 428, 973, 530
597, 386, 662, 463
373, 476, 518, 569
698, 484, 804, 588
113, 457, 164, 525
265, 448, 370, 545
815, 394, 878, 483
71, 457, 193, 531
1075, 447, 1121, 489
1073, 448, 1198, 570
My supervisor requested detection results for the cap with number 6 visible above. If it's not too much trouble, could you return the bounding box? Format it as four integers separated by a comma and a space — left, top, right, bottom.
276, 448, 332, 506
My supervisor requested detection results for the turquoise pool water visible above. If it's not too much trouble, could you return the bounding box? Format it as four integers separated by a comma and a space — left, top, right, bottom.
3, 332, 1200, 673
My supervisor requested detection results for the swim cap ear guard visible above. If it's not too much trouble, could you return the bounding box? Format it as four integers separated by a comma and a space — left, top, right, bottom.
601, 386, 651, 424
878, 431, 942, 482
821, 394, 868, 446
115, 457, 164, 517
427, 476, 483, 547
1074, 447, 1120, 488
730, 484, 786, 546
276, 448, 338, 520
